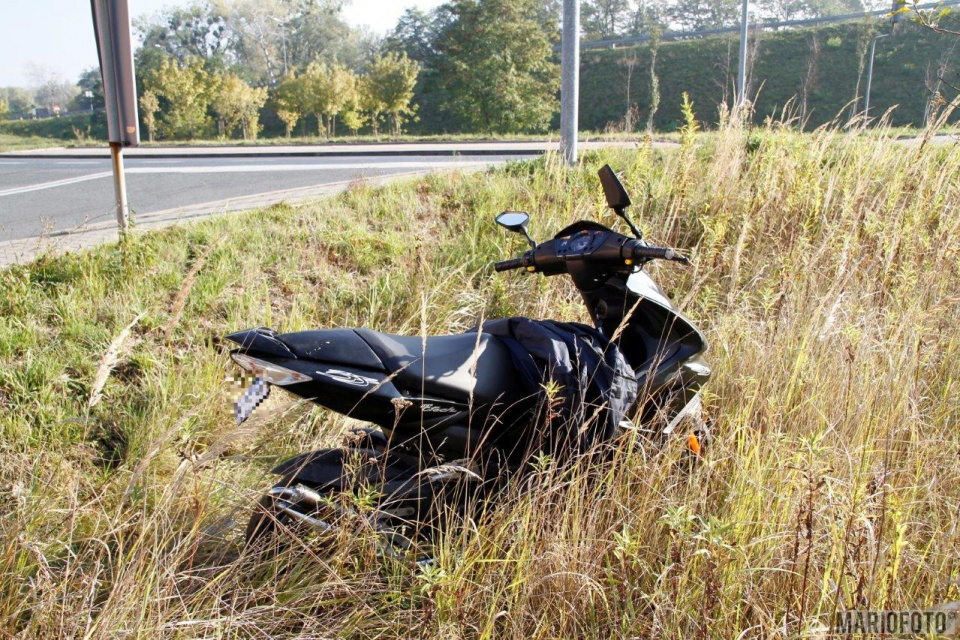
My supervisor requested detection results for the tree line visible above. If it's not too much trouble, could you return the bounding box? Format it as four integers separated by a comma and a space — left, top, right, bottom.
3, 0, 918, 139
576, 0, 888, 40
135, 51, 418, 141
129, 0, 560, 138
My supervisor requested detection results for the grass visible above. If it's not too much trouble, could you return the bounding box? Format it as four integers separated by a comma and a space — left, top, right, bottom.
1, 120, 959, 637
138, 130, 682, 146
0, 132, 72, 153
0, 127, 682, 152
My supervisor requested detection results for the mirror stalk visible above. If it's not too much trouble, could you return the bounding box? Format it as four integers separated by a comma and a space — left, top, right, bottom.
520, 229, 537, 248
616, 207, 644, 240
598, 165, 643, 240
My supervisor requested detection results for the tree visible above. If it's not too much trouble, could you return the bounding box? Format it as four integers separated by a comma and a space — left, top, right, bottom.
665, 0, 740, 31
301, 60, 356, 137
384, 7, 452, 63
145, 57, 216, 139
140, 90, 160, 142
582, 0, 632, 40
272, 73, 306, 137
283, 0, 376, 72
71, 68, 104, 112
626, 0, 664, 36
358, 74, 385, 135
325, 63, 357, 137
27, 63, 77, 113
135, 1, 234, 71
211, 73, 267, 139
0, 87, 33, 115
340, 95, 366, 136
436, 0, 560, 134
211, 0, 287, 84
0, 99, 7, 122
383, 6, 458, 133
210, 73, 267, 140
363, 52, 420, 136
239, 86, 268, 139
209, 0, 374, 86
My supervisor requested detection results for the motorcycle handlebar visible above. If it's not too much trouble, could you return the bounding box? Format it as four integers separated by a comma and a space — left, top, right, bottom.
628, 241, 691, 265
494, 238, 689, 273
494, 257, 525, 272
632, 245, 674, 261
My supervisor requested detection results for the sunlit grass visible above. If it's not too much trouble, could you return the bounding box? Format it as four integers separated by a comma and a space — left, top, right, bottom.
0, 119, 958, 637
0, 132, 69, 152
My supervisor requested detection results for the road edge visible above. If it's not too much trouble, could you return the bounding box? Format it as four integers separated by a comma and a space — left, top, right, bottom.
0, 169, 436, 268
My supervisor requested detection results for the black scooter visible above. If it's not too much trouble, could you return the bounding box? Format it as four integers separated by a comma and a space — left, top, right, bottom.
227, 166, 710, 551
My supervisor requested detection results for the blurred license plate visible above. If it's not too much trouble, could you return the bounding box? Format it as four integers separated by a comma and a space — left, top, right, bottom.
234, 377, 270, 425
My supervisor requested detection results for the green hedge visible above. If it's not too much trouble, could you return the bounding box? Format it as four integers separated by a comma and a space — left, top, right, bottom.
1, 112, 107, 141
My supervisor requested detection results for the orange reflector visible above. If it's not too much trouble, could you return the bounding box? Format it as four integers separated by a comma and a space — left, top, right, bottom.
688, 433, 702, 457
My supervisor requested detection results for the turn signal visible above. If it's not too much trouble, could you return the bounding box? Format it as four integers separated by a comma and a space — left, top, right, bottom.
688, 433, 702, 457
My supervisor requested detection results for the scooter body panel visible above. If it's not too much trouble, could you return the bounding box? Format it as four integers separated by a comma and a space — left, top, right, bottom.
228, 330, 534, 459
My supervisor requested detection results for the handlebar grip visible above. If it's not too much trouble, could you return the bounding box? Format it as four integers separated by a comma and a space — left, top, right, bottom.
494, 258, 525, 272
631, 244, 689, 264
632, 245, 676, 261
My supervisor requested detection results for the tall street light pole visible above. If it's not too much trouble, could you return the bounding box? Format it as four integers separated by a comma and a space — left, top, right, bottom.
561, 0, 580, 166
864, 3, 901, 127
863, 32, 889, 126
737, 0, 749, 110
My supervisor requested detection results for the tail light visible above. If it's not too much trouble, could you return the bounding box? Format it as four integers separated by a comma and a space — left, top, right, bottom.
231, 353, 311, 386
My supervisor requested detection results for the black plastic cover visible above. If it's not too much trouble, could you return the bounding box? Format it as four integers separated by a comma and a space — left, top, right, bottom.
277, 328, 385, 370
225, 328, 296, 359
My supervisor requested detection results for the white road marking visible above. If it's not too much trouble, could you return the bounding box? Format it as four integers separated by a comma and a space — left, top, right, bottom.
0, 160, 492, 199
123, 161, 489, 174
0, 172, 112, 198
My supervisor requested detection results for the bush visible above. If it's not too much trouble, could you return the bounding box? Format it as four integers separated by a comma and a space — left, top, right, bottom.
1, 112, 106, 141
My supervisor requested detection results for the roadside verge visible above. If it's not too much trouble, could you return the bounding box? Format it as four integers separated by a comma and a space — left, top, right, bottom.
0, 169, 433, 268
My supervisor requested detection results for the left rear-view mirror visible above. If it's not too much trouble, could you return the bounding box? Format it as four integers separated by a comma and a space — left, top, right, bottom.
495, 211, 530, 232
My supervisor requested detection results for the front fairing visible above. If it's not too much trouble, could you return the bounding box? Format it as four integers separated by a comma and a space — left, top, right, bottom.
626, 270, 708, 353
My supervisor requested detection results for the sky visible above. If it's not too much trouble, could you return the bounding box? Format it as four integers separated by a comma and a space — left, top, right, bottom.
0, 0, 446, 87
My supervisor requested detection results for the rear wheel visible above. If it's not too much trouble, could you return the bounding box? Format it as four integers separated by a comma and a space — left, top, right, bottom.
244, 458, 491, 561
245, 492, 287, 546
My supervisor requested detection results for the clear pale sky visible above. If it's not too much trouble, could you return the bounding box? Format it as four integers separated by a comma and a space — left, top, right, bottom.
0, 0, 446, 87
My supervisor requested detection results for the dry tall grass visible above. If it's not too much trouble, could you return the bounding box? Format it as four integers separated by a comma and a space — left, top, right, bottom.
0, 122, 958, 637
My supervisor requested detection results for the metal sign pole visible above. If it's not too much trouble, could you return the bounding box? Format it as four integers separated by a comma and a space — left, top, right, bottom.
560, 0, 580, 166
109, 143, 129, 232
90, 0, 139, 236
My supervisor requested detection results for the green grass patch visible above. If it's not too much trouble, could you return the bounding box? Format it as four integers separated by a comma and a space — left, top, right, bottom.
0, 132, 76, 152
1, 126, 958, 636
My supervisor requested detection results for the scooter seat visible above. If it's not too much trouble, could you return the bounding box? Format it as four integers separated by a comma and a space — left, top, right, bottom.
355, 328, 523, 407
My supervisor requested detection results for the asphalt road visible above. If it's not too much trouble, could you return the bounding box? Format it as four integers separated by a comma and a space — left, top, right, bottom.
0, 154, 520, 243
